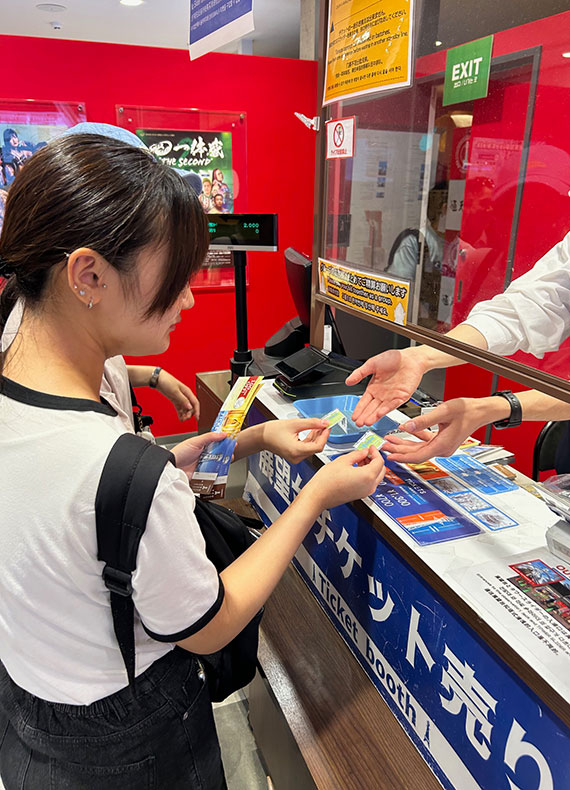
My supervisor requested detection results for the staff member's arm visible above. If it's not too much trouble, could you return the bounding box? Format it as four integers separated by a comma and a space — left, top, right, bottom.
346, 324, 488, 426
381, 390, 570, 464
347, 231, 570, 427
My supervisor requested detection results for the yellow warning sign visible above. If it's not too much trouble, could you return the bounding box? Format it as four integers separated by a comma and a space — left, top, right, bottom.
323, 0, 414, 106
318, 258, 409, 324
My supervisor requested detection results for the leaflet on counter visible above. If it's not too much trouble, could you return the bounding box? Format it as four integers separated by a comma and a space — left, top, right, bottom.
191, 376, 263, 500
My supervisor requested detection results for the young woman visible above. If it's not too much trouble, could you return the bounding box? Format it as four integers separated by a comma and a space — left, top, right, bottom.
0, 133, 385, 789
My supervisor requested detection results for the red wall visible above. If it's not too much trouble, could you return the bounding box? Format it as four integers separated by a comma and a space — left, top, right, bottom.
0, 36, 318, 435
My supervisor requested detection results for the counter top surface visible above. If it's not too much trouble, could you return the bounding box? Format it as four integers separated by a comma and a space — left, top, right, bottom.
254, 381, 570, 725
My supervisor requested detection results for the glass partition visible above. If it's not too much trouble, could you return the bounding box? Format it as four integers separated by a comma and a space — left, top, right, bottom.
318, 5, 570, 383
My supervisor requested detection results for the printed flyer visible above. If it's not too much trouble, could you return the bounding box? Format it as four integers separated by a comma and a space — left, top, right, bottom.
449, 548, 570, 704
136, 128, 234, 213
324, 0, 414, 105
370, 454, 521, 545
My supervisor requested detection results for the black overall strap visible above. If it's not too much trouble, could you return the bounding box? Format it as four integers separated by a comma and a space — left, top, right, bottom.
95, 433, 174, 685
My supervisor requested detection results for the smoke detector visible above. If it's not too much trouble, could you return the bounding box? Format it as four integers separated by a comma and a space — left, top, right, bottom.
36, 3, 67, 11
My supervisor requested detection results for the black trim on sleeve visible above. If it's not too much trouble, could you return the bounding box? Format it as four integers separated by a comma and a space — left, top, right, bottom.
0, 376, 117, 416
141, 576, 225, 643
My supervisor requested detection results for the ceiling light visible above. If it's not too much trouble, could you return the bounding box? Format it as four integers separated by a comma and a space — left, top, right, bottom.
120, 0, 145, 5
563, 52, 570, 58
36, 3, 67, 11
435, 40, 442, 47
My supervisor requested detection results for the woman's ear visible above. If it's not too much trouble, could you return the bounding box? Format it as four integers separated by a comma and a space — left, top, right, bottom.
66, 248, 108, 307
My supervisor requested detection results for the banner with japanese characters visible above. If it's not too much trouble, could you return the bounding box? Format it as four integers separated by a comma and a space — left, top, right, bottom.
136, 128, 234, 213
323, 0, 414, 106
245, 405, 570, 790
189, 0, 254, 60
319, 257, 410, 324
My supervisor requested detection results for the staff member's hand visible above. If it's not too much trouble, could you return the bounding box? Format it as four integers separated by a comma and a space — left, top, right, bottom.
345, 349, 426, 426
381, 397, 500, 464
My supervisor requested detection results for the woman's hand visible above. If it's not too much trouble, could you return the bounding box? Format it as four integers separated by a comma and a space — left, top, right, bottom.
172, 431, 226, 478
381, 397, 508, 464
307, 446, 386, 510
260, 418, 331, 464
157, 371, 201, 422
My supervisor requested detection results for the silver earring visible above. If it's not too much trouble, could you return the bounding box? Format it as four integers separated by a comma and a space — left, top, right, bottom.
102, 283, 107, 289
73, 284, 78, 290
79, 289, 86, 296
87, 297, 94, 310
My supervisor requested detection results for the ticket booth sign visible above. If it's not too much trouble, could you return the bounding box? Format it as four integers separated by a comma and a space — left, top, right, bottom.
318, 257, 410, 324
245, 433, 570, 790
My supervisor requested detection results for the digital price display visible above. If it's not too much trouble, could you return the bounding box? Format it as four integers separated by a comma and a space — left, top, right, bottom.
208, 214, 278, 251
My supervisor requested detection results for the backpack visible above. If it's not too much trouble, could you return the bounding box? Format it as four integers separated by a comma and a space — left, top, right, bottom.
95, 432, 263, 702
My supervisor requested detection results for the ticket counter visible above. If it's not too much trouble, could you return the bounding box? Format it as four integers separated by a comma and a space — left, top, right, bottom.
243, 383, 570, 790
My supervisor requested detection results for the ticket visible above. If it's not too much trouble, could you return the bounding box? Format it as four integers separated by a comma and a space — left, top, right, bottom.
323, 407, 348, 433
355, 430, 386, 450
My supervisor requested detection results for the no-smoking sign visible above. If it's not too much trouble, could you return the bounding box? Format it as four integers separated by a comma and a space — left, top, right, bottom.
326, 116, 355, 159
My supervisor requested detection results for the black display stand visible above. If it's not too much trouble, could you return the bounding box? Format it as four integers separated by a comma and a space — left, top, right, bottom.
230, 250, 253, 378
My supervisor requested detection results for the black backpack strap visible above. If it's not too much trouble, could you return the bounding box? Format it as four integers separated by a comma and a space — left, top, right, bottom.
129, 384, 154, 433
95, 433, 174, 685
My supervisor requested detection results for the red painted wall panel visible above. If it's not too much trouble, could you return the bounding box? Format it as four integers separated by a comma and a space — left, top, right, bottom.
430, 11, 570, 475
0, 35, 318, 435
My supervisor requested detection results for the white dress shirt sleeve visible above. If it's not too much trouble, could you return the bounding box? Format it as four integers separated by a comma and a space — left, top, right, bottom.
463, 231, 570, 358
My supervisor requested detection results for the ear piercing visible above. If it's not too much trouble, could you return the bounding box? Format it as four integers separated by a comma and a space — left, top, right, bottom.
87, 297, 94, 310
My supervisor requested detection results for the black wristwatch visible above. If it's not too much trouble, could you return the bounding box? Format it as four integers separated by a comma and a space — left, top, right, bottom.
491, 390, 522, 429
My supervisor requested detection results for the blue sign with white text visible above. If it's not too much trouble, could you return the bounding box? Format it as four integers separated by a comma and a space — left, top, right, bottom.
190, 0, 253, 45
246, 406, 570, 790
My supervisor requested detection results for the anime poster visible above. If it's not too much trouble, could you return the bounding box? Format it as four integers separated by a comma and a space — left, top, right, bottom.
136, 128, 233, 213
0, 123, 68, 229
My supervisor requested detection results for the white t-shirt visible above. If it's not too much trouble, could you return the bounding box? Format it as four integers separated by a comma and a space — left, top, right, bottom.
0, 360, 222, 705
464, 231, 570, 358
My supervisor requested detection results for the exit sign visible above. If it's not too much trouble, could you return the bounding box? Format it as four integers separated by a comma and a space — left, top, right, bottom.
443, 35, 493, 106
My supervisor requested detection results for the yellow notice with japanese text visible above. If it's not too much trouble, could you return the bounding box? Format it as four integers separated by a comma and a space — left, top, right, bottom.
318, 258, 409, 325
324, 0, 414, 106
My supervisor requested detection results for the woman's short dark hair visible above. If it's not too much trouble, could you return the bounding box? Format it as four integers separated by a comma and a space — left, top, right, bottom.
0, 133, 209, 334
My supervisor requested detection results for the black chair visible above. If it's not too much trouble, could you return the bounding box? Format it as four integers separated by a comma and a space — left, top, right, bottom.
532, 420, 570, 481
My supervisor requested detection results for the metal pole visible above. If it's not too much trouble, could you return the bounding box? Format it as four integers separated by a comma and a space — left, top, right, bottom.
231, 250, 253, 378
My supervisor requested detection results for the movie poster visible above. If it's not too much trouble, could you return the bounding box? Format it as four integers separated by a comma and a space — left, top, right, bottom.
136, 128, 234, 214
0, 122, 69, 232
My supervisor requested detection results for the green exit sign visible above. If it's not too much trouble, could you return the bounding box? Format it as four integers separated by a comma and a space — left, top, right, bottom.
443, 35, 493, 106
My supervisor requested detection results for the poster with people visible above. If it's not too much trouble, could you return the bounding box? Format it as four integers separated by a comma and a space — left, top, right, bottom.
136, 128, 234, 213
0, 123, 69, 230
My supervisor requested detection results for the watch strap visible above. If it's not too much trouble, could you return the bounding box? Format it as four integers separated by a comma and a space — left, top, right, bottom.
491, 390, 522, 429
148, 367, 162, 389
